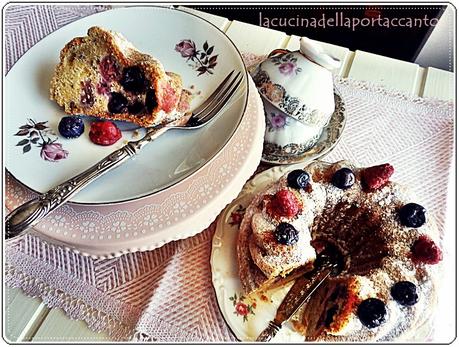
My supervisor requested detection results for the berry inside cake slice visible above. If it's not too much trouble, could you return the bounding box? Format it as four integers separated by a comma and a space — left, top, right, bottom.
50, 26, 191, 127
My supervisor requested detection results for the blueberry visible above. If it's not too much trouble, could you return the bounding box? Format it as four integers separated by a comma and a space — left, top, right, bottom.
145, 88, 157, 113
287, 170, 310, 190
274, 223, 299, 246
399, 203, 426, 228
332, 168, 355, 189
108, 92, 128, 114
128, 101, 145, 115
357, 298, 387, 329
120, 66, 148, 93
391, 281, 418, 306
58, 116, 85, 138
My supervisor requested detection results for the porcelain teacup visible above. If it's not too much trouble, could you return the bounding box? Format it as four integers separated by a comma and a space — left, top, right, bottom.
251, 37, 340, 162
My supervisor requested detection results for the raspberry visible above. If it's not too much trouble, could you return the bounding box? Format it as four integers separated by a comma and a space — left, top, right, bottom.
99, 55, 120, 82
361, 163, 394, 191
96, 79, 111, 95
267, 189, 301, 218
80, 80, 95, 107
411, 235, 442, 265
89, 121, 122, 146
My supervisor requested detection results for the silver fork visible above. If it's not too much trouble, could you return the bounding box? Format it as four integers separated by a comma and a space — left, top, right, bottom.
5, 70, 244, 239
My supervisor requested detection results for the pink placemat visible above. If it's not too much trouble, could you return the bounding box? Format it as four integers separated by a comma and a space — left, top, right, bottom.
5, 5, 455, 342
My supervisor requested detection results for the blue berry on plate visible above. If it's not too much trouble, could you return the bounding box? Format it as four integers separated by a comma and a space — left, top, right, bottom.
357, 298, 387, 328
391, 281, 418, 306
399, 203, 426, 228
332, 167, 355, 189
58, 116, 85, 138
287, 170, 310, 190
274, 222, 299, 246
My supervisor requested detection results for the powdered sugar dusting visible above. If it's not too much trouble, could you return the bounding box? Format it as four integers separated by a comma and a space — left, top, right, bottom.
238, 160, 441, 341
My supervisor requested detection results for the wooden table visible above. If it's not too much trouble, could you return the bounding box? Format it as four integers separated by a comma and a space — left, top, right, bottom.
5, 6, 454, 342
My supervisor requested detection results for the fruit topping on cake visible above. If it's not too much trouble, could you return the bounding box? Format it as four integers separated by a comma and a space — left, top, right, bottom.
399, 203, 426, 228
361, 163, 394, 191
287, 169, 310, 190
332, 167, 355, 189
266, 189, 302, 219
390, 281, 419, 306
356, 298, 387, 329
410, 235, 442, 265
274, 223, 300, 245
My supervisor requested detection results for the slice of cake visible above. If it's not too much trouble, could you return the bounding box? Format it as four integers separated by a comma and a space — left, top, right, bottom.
237, 169, 325, 294
50, 26, 190, 127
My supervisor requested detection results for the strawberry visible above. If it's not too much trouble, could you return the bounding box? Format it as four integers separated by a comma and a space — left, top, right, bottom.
361, 163, 394, 191
411, 235, 442, 265
267, 189, 301, 219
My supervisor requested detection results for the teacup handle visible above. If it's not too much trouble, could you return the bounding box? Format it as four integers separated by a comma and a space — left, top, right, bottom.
268, 49, 291, 58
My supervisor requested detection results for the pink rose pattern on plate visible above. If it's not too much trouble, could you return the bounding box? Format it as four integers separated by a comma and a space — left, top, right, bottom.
175, 39, 218, 76
271, 53, 302, 76
267, 112, 290, 132
14, 119, 69, 162
229, 292, 256, 322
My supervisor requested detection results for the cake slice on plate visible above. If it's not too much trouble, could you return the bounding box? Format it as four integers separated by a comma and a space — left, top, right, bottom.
50, 26, 190, 127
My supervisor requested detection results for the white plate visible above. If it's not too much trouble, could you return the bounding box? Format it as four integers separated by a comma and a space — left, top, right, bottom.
5, 78, 265, 258
5, 6, 248, 204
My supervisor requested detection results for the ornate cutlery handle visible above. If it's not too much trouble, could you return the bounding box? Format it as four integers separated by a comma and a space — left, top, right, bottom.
256, 320, 282, 342
5, 126, 169, 239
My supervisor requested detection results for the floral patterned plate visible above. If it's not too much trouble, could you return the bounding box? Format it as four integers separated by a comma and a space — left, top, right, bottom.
5, 6, 248, 204
211, 165, 309, 342
211, 163, 434, 342
5, 77, 264, 258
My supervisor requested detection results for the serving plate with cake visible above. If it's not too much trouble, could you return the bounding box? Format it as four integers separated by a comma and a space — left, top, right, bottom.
5, 6, 266, 257
211, 160, 442, 342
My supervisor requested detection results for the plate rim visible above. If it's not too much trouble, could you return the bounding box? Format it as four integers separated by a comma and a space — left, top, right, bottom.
210, 163, 308, 342
4, 77, 266, 258
5, 5, 250, 206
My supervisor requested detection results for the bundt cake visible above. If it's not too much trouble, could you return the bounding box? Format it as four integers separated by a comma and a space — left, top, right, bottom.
237, 160, 442, 341
50, 26, 190, 127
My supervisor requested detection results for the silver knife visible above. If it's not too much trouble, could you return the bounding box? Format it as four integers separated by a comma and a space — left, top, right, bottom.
256, 252, 339, 342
